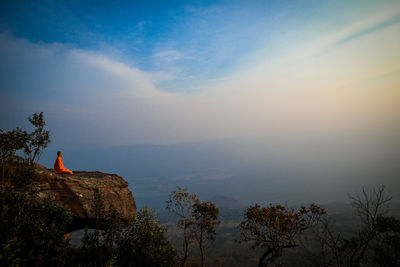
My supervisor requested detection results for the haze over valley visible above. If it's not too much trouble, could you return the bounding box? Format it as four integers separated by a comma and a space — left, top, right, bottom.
40, 133, 400, 210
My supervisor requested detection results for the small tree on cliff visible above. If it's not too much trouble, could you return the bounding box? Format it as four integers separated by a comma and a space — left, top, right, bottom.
192, 200, 220, 267
0, 112, 51, 188
238, 203, 326, 267
166, 186, 199, 267
23, 112, 51, 165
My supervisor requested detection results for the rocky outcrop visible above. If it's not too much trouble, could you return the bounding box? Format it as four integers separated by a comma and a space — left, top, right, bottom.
34, 165, 136, 232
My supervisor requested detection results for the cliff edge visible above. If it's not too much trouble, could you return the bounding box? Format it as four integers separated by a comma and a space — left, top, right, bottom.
34, 164, 136, 231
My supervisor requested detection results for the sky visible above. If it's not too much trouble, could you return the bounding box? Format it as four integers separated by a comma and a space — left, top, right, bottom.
0, 0, 400, 150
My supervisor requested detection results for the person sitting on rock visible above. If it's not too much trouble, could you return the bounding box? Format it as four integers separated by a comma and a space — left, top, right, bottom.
54, 151, 73, 174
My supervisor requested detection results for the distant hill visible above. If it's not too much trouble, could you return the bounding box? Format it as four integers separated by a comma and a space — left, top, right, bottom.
208, 195, 243, 209
39, 138, 400, 211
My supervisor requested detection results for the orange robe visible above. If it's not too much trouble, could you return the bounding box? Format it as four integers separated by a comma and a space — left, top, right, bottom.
54, 156, 73, 174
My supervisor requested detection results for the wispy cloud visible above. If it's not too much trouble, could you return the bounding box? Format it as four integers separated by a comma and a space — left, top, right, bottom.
153, 50, 188, 63
1, 1, 399, 147
292, 2, 400, 59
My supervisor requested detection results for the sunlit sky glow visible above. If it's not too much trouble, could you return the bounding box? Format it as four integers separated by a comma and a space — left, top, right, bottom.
0, 0, 399, 148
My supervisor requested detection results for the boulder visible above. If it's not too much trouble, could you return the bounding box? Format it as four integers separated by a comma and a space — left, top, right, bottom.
34, 165, 136, 231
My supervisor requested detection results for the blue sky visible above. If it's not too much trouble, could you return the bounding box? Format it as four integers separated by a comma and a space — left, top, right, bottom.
0, 0, 389, 92
2, 1, 400, 205
0, 0, 399, 148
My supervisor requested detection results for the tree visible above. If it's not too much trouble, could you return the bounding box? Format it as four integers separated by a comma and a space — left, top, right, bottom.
346, 185, 392, 265
103, 204, 127, 261
0, 189, 72, 266
116, 207, 176, 267
81, 189, 108, 267
373, 216, 400, 266
0, 112, 72, 266
192, 200, 220, 267
81, 196, 175, 267
0, 128, 26, 188
166, 186, 198, 267
0, 112, 50, 188
92, 188, 106, 251
23, 112, 51, 165
238, 203, 326, 267
80, 189, 127, 266
300, 216, 344, 267
304, 185, 394, 267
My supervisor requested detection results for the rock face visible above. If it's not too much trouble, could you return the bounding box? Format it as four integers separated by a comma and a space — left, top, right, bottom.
34, 165, 136, 232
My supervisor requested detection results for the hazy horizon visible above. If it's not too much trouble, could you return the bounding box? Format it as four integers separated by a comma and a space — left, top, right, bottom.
39, 136, 400, 210
1, 1, 400, 209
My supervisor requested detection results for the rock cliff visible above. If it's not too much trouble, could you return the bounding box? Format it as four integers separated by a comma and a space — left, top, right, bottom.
34, 164, 136, 232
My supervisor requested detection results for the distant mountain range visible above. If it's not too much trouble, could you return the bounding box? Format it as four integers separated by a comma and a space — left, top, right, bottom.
40, 138, 400, 211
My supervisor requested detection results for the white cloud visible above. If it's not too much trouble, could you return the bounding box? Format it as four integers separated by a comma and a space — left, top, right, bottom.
1, 9, 399, 150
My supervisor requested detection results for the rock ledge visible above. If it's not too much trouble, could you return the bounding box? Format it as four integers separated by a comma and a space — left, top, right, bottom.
34, 165, 136, 231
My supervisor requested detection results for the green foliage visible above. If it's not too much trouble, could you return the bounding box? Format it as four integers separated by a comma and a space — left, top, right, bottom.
79, 189, 178, 267
238, 203, 325, 266
79, 197, 176, 267
80, 189, 127, 267
0, 127, 26, 162
24, 112, 51, 165
0, 112, 72, 266
0, 112, 51, 188
92, 188, 107, 244
116, 207, 176, 267
0, 188, 72, 266
104, 205, 127, 254
0, 128, 28, 188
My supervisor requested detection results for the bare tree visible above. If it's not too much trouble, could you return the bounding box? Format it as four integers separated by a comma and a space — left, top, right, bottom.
347, 186, 392, 265
302, 185, 392, 267
300, 217, 346, 267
